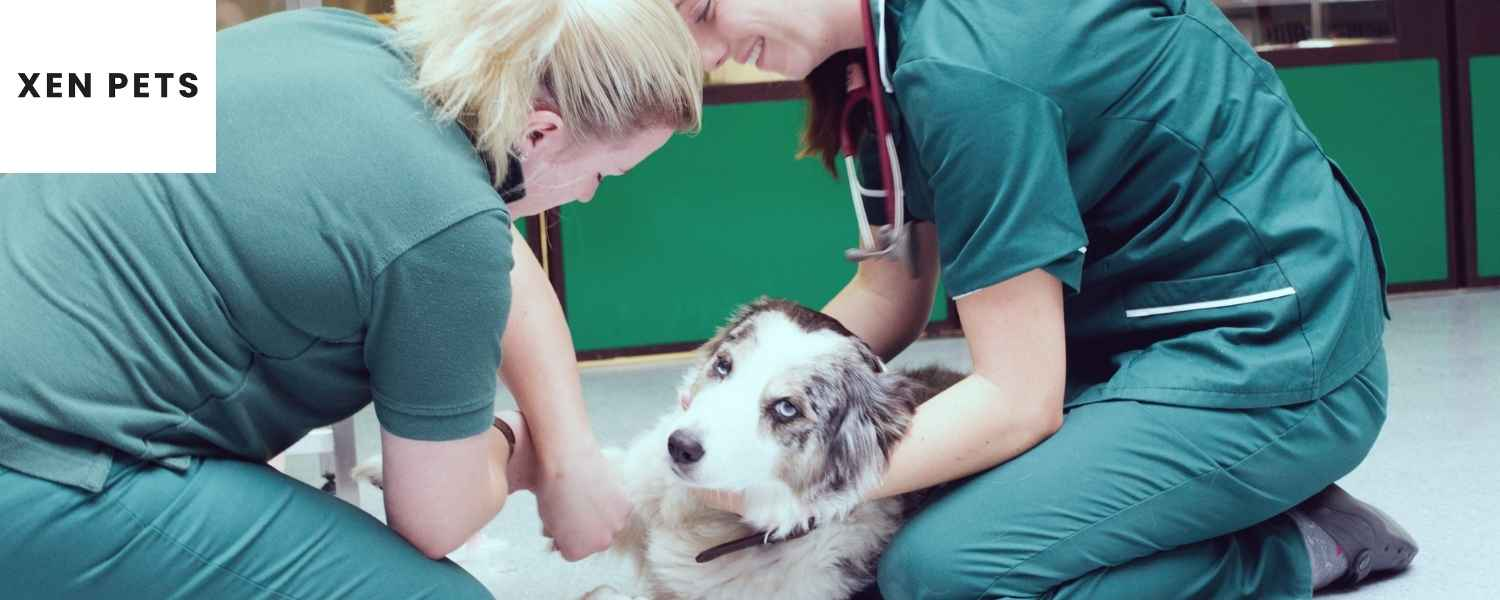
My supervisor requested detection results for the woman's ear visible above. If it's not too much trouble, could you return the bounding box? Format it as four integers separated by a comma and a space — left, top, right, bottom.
515, 109, 567, 160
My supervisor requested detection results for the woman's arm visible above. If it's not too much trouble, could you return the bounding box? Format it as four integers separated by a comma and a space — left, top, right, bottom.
822, 223, 941, 361
372, 219, 520, 560
865, 267, 1067, 499
497, 226, 599, 484
379, 425, 512, 559
494, 225, 631, 562
381, 225, 628, 561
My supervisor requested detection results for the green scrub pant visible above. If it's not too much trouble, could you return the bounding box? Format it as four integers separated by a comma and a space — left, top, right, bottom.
0, 453, 491, 599
876, 348, 1388, 600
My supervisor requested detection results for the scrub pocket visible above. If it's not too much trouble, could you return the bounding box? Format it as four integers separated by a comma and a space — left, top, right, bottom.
1122, 263, 1295, 319
1106, 262, 1317, 408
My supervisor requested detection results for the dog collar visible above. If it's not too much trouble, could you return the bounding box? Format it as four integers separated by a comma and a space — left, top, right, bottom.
695, 519, 818, 563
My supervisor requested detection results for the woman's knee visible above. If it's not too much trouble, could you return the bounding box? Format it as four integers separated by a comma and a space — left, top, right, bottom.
1319, 348, 1390, 481
878, 527, 959, 599
877, 518, 1032, 600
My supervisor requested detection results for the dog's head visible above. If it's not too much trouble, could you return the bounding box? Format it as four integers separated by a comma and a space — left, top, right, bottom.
665, 298, 926, 528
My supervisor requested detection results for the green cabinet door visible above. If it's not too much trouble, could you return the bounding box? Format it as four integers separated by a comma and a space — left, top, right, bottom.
1473, 56, 1500, 279
1279, 59, 1451, 285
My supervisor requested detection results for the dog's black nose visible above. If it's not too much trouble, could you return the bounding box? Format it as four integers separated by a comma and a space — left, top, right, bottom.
667, 430, 705, 465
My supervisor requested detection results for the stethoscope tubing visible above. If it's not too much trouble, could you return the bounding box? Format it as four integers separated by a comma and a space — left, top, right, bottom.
842, 0, 907, 255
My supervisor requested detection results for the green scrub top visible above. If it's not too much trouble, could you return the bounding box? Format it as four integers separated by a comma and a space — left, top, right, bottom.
0, 8, 513, 492
861, 0, 1389, 409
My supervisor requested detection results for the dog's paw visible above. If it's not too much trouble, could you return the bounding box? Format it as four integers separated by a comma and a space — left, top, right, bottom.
350, 456, 383, 490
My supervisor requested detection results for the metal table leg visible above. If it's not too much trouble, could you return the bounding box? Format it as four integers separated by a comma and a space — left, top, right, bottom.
332, 417, 360, 506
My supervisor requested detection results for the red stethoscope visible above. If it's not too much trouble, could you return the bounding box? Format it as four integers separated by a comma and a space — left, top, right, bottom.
840, 0, 919, 277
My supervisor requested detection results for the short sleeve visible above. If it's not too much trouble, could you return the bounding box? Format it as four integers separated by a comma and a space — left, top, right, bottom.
896, 59, 1088, 297
365, 210, 513, 441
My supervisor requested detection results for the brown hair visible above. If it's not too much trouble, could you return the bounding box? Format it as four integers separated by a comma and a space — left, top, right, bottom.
798, 50, 869, 176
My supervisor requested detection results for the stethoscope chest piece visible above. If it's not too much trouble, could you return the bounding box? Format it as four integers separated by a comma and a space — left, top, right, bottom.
845, 223, 921, 278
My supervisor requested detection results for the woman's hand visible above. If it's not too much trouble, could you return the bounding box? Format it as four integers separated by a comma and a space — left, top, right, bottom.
532, 445, 633, 561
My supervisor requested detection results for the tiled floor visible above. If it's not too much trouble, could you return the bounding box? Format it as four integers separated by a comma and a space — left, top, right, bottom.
331, 288, 1500, 599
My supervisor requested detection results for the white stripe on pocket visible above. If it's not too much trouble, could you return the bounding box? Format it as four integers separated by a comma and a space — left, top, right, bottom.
1124, 287, 1297, 318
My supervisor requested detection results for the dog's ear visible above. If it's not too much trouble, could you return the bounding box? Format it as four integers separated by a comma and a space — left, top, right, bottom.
813, 369, 922, 501
860, 372, 924, 461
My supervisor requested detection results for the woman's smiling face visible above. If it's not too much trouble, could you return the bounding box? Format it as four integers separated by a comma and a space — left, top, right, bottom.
674, 0, 854, 80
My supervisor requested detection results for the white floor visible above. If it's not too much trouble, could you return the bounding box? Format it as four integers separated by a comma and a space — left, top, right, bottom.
312, 288, 1500, 599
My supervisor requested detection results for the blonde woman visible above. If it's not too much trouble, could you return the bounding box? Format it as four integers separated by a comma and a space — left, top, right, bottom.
0, 0, 701, 597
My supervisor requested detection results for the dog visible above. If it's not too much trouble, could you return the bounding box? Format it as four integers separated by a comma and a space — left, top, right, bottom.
354, 297, 963, 599
586, 298, 963, 600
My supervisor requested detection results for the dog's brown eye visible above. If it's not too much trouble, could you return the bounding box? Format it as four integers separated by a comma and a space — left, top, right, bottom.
712, 355, 732, 377
772, 398, 800, 421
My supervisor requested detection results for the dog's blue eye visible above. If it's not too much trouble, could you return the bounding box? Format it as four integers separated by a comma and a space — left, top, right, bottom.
773, 399, 800, 420
713, 355, 732, 377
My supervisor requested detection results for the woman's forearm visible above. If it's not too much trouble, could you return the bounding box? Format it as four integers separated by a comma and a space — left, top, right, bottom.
866, 373, 1062, 500
498, 228, 600, 476
823, 278, 928, 361
868, 268, 1069, 500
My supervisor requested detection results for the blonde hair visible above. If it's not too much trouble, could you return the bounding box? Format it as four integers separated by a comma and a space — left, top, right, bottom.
393, 0, 704, 183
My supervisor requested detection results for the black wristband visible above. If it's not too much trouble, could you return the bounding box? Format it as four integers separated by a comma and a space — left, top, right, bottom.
492, 415, 516, 457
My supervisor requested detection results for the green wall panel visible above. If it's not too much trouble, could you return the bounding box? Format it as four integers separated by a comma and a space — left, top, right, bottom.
1278, 59, 1450, 285
562, 100, 947, 352
1473, 56, 1500, 278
